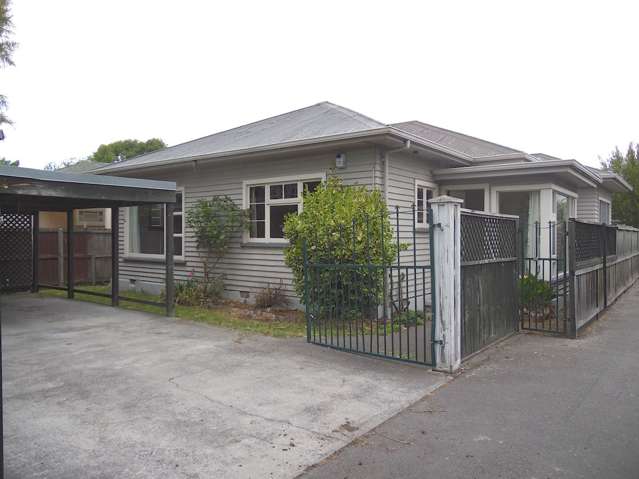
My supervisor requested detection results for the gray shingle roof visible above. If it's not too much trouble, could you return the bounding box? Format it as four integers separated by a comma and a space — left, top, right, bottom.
531, 153, 564, 162
58, 159, 104, 173
392, 121, 522, 159
94, 102, 386, 173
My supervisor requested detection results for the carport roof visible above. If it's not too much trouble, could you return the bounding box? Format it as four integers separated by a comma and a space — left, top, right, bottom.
0, 166, 176, 212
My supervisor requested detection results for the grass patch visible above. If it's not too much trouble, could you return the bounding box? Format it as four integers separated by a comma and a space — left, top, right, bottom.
38, 285, 306, 338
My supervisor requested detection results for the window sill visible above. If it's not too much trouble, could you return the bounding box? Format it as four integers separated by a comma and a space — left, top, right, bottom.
123, 255, 187, 265
241, 241, 288, 249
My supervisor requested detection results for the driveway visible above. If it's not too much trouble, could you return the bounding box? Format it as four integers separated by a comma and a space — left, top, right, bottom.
302, 282, 639, 479
1, 295, 446, 479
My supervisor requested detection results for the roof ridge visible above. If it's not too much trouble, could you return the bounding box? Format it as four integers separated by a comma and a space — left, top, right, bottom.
93, 102, 341, 171
322, 101, 386, 128
394, 120, 523, 154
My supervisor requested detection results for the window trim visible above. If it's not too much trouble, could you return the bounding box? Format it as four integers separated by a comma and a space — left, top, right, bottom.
441, 183, 490, 212
242, 173, 326, 244
598, 197, 611, 224
124, 187, 185, 260
414, 179, 437, 229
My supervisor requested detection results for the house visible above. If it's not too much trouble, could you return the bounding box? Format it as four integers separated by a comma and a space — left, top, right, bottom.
91, 102, 631, 303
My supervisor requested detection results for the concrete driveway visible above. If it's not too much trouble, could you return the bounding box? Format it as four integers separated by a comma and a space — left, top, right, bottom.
1, 295, 446, 479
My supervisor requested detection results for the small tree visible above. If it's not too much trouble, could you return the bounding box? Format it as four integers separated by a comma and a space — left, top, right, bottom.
284, 177, 400, 314
186, 196, 247, 282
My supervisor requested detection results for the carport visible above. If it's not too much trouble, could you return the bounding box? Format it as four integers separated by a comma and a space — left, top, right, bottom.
0, 165, 177, 477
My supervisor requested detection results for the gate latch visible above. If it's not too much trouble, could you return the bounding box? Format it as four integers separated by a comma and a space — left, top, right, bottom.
433, 338, 444, 345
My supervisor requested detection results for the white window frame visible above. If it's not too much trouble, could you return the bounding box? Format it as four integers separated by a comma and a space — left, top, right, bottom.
598, 197, 611, 224
242, 173, 325, 244
415, 179, 437, 229
124, 187, 185, 260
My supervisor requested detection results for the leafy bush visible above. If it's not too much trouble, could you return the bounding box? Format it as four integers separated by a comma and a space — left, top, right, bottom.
185, 196, 247, 300
254, 281, 289, 309
170, 273, 225, 307
520, 274, 553, 306
284, 177, 401, 316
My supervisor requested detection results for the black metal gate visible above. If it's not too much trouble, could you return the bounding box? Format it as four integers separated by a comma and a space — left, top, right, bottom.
304, 206, 436, 366
0, 213, 34, 292
519, 222, 570, 335
460, 210, 519, 359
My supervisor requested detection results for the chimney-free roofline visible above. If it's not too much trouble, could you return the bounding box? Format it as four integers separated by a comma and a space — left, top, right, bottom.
92, 127, 473, 175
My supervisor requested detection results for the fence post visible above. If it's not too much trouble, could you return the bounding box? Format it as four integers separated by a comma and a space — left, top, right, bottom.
303, 240, 310, 343
568, 219, 577, 338
89, 255, 96, 285
430, 196, 463, 374
602, 224, 608, 309
57, 228, 64, 286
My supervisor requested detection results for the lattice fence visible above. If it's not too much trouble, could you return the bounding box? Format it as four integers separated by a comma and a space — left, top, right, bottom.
0, 213, 33, 291
461, 211, 517, 264
575, 221, 617, 263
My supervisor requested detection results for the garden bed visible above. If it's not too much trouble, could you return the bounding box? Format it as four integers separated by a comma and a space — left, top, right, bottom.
38, 285, 306, 338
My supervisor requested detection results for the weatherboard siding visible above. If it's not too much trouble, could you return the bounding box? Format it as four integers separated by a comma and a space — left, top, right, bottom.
577, 187, 610, 223
117, 148, 380, 303
386, 152, 435, 305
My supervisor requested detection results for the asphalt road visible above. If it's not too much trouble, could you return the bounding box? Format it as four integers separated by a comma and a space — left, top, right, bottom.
302, 283, 639, 479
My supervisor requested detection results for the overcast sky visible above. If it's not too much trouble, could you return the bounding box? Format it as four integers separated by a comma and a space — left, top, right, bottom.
0, 0, 637, 169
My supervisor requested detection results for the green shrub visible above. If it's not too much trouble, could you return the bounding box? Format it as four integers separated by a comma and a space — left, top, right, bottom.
284, 177, 402, 316
169, 273, 225, 307
254, 281, 289, 309
185, 196, 247, 298
519, 274, 553, 306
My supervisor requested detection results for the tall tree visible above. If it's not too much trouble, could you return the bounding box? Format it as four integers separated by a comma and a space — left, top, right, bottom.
89, 138, 166, 163
601, 143, 639, 227
0, 157, 18, 166
0, 0, 16, 126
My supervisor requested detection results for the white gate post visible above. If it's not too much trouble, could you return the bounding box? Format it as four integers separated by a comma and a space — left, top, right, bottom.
430, 196, 463, 374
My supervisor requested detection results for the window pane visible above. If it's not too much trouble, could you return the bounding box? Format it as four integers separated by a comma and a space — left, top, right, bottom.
270, 204, 298, 238
250, 204, 265, 221
426, 190, 433, 201
250, 186, 265, 203
173, 214, 183, 234
556, 193, 568, 223
303, 181, 321, 194
129, 205, 164, 255
464, 190, 483, 211
284, 183, 298, 198
417, 211, 424, 224
174, 193, 183, 212
173, 236, 183, 256
250, 221, 266, 238
417, 187, 424, 200
270, 184, 283, 200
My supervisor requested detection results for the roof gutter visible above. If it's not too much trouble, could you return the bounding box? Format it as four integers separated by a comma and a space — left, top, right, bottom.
434, 160, 602, 187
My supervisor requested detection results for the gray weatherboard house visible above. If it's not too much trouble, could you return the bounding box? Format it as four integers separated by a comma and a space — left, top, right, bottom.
92, 102, 631, 304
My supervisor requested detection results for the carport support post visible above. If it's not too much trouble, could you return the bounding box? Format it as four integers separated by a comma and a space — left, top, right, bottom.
165, 202, 175, 317
430, 196, 463, 374
111, 207, 119, 307
32, 212, 39, 292
67, 210, 75, 299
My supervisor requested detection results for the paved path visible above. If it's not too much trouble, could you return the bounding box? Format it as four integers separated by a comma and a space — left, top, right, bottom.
302, 283, 639, 479
2, 295, 446, 479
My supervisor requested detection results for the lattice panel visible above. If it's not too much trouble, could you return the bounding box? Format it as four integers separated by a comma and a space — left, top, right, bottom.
575, 221, 602, 263
0, 213, 33, 291
575, 222, 617, 263
461, 213, 517, 263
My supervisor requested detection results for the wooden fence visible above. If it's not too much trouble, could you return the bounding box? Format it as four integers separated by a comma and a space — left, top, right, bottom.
38, 229, 112, 286
573, 222, 639, 332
